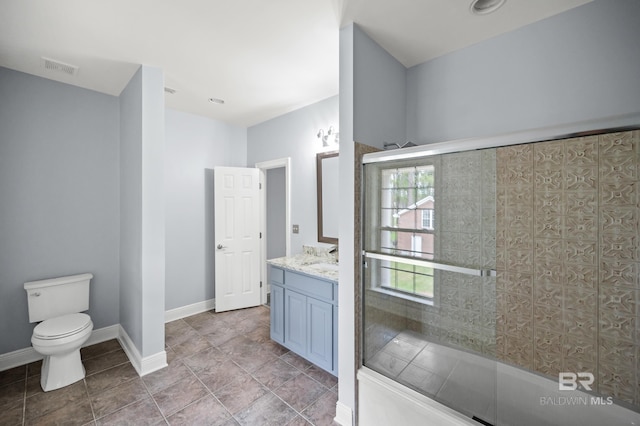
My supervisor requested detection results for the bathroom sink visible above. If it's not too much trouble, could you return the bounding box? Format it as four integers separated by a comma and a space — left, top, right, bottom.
307, 262, 340, 272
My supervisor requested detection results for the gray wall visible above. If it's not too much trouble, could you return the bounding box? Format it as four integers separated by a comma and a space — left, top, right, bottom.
119, 66, 166, 357
164, 108, 247, 310
353, 27, 407, 148
266, 168, 286, 260
119, 67, 144, 352
406, 0, 640, 144
139, 66, 165, 357
247, 95, 339, 253
0, 67, 120, 354
337, 23, 409, 419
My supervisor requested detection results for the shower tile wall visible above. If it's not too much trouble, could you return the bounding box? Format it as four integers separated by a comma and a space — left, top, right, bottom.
496, 131, 640, 406
431, 149, 496, 355
364, 150, 497, 360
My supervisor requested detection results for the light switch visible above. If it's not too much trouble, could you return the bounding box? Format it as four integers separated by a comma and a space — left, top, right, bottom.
292, 224, 299, 234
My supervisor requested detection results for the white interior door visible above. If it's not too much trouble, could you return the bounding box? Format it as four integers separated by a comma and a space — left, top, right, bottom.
214, 167, 261, 312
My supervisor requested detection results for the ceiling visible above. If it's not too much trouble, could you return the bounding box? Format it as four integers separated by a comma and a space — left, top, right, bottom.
0, 0, 592, 127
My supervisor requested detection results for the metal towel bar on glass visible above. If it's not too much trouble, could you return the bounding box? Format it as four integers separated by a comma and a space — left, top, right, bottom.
363, 251, 496, 277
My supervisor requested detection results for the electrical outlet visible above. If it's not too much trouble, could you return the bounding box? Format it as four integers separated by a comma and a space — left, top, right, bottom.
292, 224, 299, 234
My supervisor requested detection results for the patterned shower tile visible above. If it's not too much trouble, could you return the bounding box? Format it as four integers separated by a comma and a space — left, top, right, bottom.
599, 310, 636, 343
562, 335, 596, 365
600, 286, 637, 316
564, 263, 598, 289
600, 155, 637, 182
534, 169, 563, 191
564, 240, 597, 264
565, 166, 598, 191
601, 207, 638, 235
599, 132, 638, 157
599, 337, 636, 366
503, 335, 533, 369
534, 141, 564, 169
563, 308, 597, 339
499, 144, 533, 164
534, 214, 562, 239
535, 191, 563, 216
534, 328, 562, 355
534, 238, 562, 262
563, 287, 596, 314
600, 181, 636, 206
504, 313, 533, 337
600, 259, 638, 288
505, 250, 533, 273
502, 272, 533, 297
533, 305, 562, 331
533, 281, 563, 308
533, 350, 561, 378
534, 261, 564, 286
565, 191, 598, 216
598, 364, 636, 404
563, 217, 597, 242
565, 136, 598, 166
601, 233, 638, 261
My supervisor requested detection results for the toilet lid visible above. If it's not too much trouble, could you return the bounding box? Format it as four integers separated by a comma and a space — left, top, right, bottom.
34, 313, 92, 339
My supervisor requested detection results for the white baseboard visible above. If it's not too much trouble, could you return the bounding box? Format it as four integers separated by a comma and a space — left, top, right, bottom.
334, 401, 354, 426
86, 324, 120, 347
0, 324, 120, 372
117, 325, 167, 377
165, 298, 215, 323
1, 299, 212, 373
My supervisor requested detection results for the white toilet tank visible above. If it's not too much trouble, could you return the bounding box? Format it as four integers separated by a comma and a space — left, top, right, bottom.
24, 273, 93, 323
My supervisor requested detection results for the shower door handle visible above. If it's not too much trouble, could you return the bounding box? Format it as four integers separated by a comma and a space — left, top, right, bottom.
364, 251, 496, 277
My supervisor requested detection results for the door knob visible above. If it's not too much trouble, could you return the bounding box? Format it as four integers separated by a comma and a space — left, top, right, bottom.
217, 244, 227, 250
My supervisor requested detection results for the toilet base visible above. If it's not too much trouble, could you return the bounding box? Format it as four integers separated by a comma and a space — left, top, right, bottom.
40, 349, 86, 392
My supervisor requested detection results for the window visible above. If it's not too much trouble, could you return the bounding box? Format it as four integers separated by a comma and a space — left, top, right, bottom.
375, 164, 435, 299
422, 209, 434, 230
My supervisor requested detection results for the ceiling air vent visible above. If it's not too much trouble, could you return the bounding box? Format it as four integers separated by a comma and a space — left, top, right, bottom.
41, 57, 79, 76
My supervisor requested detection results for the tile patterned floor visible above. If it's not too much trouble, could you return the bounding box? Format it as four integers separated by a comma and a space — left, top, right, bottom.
0, 306, 338, 425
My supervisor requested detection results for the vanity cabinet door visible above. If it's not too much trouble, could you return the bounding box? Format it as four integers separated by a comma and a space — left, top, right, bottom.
270, 283, 285, 344
284, 289, 307, 354
307, 297, 333, 372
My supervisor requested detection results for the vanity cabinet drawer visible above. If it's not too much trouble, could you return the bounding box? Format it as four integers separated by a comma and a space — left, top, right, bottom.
270, 266, 284, 284
286, 271, 334, 302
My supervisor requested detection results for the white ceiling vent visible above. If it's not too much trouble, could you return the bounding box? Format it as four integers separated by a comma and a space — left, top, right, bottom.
41, 57, 79, 76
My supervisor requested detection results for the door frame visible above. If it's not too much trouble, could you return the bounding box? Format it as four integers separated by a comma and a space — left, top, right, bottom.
256, 157, 292, 305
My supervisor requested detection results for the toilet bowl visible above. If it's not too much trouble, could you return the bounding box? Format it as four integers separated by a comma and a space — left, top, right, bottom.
24, 273, 94, 392
31, 313, 93, 391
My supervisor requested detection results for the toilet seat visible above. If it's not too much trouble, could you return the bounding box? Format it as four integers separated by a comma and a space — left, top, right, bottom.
33, 313, 92, 340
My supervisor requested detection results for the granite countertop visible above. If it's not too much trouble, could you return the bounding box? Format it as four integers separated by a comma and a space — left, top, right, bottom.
267, 254, 339, 282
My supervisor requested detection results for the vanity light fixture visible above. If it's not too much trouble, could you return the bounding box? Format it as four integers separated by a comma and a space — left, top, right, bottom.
317, 126, 339, 147
208, 97, 225, 105
470, 0, 506, 15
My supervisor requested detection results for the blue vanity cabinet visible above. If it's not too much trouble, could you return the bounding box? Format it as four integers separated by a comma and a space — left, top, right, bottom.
270, 283, 285, 344
306, 297, 333, 371
284, 289, 307, 354
269, 266, 285, 344
269, 264, 338, 376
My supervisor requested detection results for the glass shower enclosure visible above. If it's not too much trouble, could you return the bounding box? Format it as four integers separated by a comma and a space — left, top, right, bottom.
361, 130, 640, 425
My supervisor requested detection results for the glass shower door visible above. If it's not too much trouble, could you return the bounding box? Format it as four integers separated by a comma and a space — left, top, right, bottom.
362, 149, 498, 424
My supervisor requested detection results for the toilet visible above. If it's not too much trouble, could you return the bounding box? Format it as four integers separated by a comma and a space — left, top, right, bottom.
24, 273, 94, 392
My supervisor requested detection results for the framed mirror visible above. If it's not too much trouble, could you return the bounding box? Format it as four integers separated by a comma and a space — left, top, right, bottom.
316, 151, 339, 244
